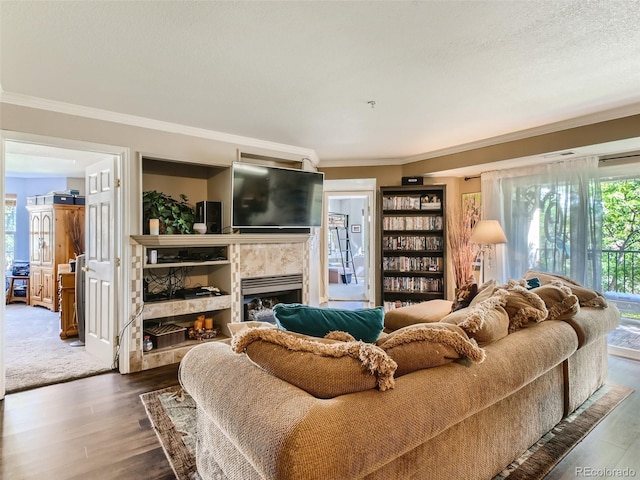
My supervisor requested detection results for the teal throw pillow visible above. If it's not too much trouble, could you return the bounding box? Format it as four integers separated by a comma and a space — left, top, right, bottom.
273, 303, 384, 343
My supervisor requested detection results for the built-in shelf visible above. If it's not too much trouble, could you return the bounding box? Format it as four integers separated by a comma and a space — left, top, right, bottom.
142, 295, 232, 321
140, 335, 230, 371
143, 335, 229, 356
143, 259, 230, 269
129, 157, 314, 373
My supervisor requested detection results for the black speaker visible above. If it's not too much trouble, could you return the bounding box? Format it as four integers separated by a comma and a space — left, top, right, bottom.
196, 201, 222, 234
402, 176, 424, 186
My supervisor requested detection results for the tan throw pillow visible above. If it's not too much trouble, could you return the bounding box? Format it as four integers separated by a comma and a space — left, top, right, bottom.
441, 289, 510, 346
384, 299, 454, 331
231, 328, 397, 399
469, 279, 498, 307
501, 284, 548, 332
531, 282, 580, 321
324, 331, 357, 342
376, 323, 485, 377
524, 270, 608, 308
227, 321, 278, 338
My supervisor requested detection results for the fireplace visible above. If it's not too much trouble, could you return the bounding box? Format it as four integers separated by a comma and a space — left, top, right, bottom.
241, 274, 303, 322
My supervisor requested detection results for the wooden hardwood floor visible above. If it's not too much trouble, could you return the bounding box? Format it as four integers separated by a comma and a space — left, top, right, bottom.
1, 356, 639, 480
1, 363, 180, 480
546, 354, 640, 479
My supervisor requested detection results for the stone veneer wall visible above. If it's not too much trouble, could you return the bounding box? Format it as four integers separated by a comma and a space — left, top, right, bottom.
231, 243, 309, 311
127, 239, 310, 373
129, 243, 145, 372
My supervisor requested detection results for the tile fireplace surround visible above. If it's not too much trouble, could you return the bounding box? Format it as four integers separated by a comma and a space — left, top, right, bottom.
128, 233, 311, 372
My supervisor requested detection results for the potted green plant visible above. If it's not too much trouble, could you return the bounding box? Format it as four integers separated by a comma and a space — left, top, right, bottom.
142, 190, 196, 234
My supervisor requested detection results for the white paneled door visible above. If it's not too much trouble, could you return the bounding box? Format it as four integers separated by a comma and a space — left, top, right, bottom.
84, 157, 118, 366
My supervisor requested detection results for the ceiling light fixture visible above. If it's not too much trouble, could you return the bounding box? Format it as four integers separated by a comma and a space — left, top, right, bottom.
367, 100, 376, 109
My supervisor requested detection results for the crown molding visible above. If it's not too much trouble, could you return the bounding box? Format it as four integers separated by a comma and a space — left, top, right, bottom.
319, 101, 640, 168
3, 90, 638, 171
0, 91, 319, 167
318, 155, 407, 168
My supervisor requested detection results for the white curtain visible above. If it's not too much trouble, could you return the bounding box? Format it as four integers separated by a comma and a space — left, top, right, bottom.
481, 157, 602, 288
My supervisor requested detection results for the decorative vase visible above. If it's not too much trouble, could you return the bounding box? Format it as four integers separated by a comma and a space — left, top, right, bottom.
193, 223, 207, 234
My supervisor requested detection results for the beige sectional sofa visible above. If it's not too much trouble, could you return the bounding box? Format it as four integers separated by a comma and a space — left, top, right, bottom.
179, 277, 619, 480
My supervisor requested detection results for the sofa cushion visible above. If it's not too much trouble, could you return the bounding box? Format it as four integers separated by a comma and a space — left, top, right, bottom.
375, 322, 485, 377
231, 328, 397, 398
383, 299, 453, 332
451, 276, 478, 312
563, 304, 620, 348
524, 269, 608, 308
273, 303, 384, 343
469, 279, 498, 306
441, 289, 510, 346
531, 282, 580, 321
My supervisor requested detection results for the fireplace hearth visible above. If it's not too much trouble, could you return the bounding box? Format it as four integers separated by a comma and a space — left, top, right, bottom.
241, 274, 303, 322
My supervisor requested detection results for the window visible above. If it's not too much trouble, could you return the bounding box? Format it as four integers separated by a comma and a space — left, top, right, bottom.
5, 194, 17, 271
600, 176, 640, 295
481, 157, 601, 288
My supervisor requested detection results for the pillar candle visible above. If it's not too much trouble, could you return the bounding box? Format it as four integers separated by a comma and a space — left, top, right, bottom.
204, 318, 214, 330
194, 319, 203, 330
149, 219, 160, 235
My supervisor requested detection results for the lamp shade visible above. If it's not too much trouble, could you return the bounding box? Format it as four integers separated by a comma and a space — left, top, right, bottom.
469, 220, 507, 245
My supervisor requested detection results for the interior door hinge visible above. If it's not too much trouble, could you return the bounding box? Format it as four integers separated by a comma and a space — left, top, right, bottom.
116, 178, 121, 188
115, 258, 121, 268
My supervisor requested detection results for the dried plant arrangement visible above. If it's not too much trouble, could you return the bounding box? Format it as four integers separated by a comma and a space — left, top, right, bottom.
65, 210, 85, 256
448, 193, 481, 289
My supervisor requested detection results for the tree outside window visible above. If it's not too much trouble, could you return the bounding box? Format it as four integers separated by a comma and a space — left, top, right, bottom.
601, 178, 640, 294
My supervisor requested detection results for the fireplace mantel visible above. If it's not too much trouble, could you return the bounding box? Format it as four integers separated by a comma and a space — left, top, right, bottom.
131, 232, 311, 247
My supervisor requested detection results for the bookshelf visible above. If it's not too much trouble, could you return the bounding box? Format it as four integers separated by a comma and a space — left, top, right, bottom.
379, 185, 447, 310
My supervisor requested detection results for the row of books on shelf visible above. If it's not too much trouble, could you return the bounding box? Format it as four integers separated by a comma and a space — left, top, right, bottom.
383, 276, 443, 293
382, 215, 443, 231
382, 235, 444, 251
382, 256, 443, 272
382, 195, 442, 211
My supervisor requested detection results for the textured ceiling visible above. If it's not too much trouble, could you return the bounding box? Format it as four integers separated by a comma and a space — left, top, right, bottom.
2, 0, 640, 170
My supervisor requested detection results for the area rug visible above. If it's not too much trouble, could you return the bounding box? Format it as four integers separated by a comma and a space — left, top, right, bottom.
5, 304, 113, 393
140, 385, 203, 480
141, 383, 633, 480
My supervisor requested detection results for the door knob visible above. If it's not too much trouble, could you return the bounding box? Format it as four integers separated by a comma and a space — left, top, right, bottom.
82, 266, 90, 272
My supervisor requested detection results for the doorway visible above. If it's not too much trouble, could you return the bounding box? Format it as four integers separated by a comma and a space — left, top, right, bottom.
323, 180, 376, 305
1, 132, 125, 397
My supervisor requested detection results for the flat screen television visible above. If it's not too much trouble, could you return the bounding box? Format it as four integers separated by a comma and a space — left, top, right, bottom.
232, 162, 324, 230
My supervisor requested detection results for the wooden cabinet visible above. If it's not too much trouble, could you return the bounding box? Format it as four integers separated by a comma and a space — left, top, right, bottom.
379, 185, 447, 310
30, 267, 56, 306
58, 272, 78, 339
27, 204, 85, 312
